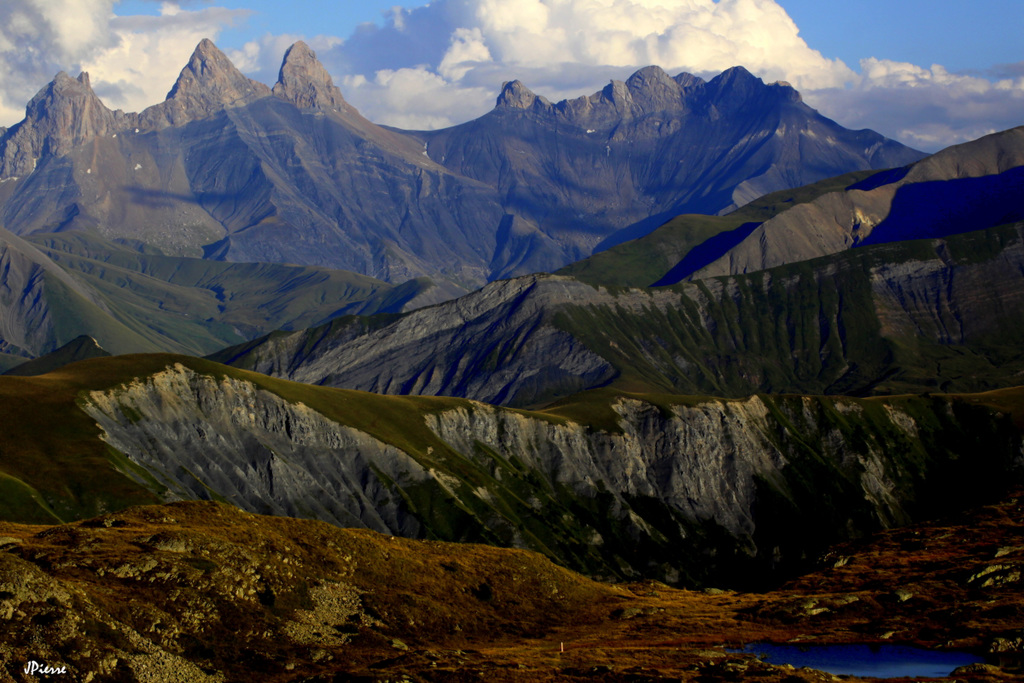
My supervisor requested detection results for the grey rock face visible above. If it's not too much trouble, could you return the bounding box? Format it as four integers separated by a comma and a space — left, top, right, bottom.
81, 364, 1021, 584
213, 274, 617, 406
138, 39, 271, 130
86, 365, 426, 535
0, 72, 122, 177
272, 41, 350, 112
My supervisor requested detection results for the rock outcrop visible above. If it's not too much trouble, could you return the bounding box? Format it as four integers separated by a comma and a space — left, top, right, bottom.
0, 72, 123, 177
139, 38, 271, 130
80, 362, 1023, 584
272, 41, 350, 112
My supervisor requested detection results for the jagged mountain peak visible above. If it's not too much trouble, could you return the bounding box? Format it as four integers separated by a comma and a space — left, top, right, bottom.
625, 65, 676, 90
705, 65, 772, 100
167, 37, 270, 103
622, 65, 688, 112
25, 71, 104, 116
272, 40, 349, 112
140, 38, 270, 129
690, 65, 805, 113
674, 72, 705, 89
496, 80, 550, 110
0, 69, 117, 177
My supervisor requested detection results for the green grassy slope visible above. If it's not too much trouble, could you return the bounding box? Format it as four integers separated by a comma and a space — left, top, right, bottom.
558, 170, 876, 287
20, 232, 435, 356
553, 223, 1024, 398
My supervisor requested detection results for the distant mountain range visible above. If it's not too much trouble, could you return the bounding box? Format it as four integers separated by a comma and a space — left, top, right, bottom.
0, 40, 922, 292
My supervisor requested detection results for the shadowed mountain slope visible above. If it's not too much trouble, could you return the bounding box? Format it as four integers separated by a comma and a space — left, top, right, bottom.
557, 169, 875, 288
561, 125, 1024, 288
2, 334, 109, 376
212, 222, 1024, 406
665, 126, 1024, 284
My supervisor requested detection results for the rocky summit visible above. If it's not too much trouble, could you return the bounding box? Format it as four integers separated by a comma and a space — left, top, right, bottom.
0, 40, 922, 289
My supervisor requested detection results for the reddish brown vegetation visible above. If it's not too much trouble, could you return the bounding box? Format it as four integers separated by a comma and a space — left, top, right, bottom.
0, 492, 1022, 681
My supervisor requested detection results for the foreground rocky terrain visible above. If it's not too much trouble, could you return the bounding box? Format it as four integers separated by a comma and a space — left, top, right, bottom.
0, 490, 1021, 681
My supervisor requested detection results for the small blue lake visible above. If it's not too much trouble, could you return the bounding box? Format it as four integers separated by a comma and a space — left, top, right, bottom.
729, 643, 983, 678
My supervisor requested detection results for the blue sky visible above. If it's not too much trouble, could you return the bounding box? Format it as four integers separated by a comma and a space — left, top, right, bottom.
0, 0, 1021, 150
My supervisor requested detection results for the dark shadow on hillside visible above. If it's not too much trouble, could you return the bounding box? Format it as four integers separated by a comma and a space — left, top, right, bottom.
121, 186, 240, 209
858, 166, 1024, 246
846, 165, 910, 192
651, 221, 762, 286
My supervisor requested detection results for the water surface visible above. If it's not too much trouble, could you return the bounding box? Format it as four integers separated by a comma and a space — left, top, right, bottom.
730, 642, 982, 678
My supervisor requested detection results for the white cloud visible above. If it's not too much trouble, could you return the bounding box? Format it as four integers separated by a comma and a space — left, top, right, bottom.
0, 1, 248, 126
805, 58, 1024, 150
341, 67, 495, 130
458, 0, 852, 88
437, 27, 492, 81
85, 4, 252, 113
227, 32, 343, 86
314, 0, 1023, 151
0, 0, 116, 124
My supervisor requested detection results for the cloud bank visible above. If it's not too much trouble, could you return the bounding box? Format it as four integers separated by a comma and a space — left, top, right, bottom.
805, 59, 1024, 149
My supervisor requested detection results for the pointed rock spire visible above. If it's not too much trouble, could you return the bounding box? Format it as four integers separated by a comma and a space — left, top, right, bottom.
140, 38, 270, 129
0, 70, 118, 177
624, 65, 686, 113
706, 66, 762, 99
673, 72, 705, 90
273, 41, 349, 111
496, 80, 549, 110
